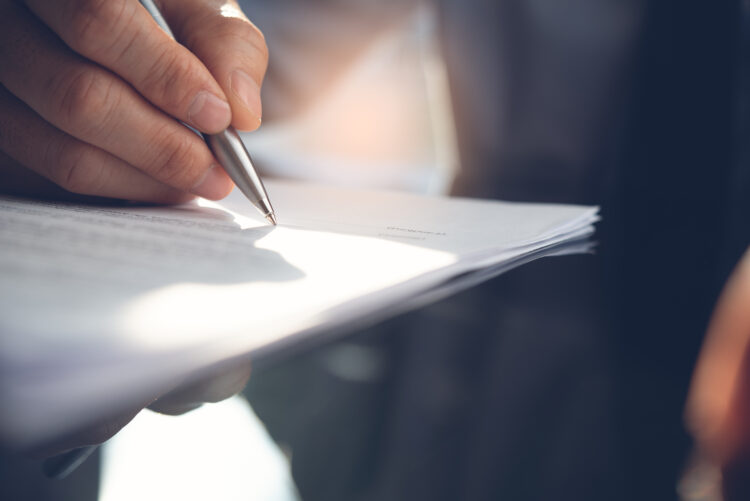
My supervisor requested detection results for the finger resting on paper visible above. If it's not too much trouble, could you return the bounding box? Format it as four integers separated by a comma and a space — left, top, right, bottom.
0, 150, 70, 199
0, 86, 193, 204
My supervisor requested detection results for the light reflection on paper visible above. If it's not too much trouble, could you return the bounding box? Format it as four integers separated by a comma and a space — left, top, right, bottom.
196, 197, 263, 230
118, 222, 456, 352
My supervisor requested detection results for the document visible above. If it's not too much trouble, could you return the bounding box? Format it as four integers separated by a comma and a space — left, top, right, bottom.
0, 180, 597, 445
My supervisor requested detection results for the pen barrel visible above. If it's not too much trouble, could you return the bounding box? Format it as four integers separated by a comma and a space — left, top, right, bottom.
205, 130, 274, 215
139, 0, 275, 221
139, 0, 175, 38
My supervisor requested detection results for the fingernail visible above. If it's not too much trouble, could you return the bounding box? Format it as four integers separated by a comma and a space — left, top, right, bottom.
188, 91, 231, 133
191, 164, 233, 200
230, 70, 262, 125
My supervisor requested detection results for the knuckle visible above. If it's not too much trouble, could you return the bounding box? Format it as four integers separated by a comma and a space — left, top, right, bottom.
55, 69, 117, 136
146, 129, 202, 188
68, 0, 129, 54
225, 19, 268, 60
140, 48, 199, 112
54, 144, 105, 194
254, 36, 269, 67
251, 27, 269, 63
186, 15, 268, 64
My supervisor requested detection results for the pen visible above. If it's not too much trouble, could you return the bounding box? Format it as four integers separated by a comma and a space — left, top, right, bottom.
139, 0, 277, 225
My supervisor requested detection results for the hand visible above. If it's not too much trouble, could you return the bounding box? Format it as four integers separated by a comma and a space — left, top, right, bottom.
32, 362, 253, 458
0, 0, 268, 203
687, 248, 750, 499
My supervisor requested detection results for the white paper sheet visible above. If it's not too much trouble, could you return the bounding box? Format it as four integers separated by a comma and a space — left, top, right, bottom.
0, 180, 597, 445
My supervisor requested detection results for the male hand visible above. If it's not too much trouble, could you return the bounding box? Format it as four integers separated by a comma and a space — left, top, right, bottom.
0, 0, 267, 203
687, 248, 750, 499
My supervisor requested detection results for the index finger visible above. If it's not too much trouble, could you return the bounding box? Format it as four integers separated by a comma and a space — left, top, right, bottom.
24, 0, 233, 134
160, 0, 268, 131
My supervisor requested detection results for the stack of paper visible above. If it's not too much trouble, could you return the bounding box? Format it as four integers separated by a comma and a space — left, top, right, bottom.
0, 180, 597, 446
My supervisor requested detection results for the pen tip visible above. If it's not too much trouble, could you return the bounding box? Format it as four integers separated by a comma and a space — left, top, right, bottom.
265, 213, 277, 226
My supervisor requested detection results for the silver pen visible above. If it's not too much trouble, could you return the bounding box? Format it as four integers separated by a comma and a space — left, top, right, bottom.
139, 0, 277, 225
